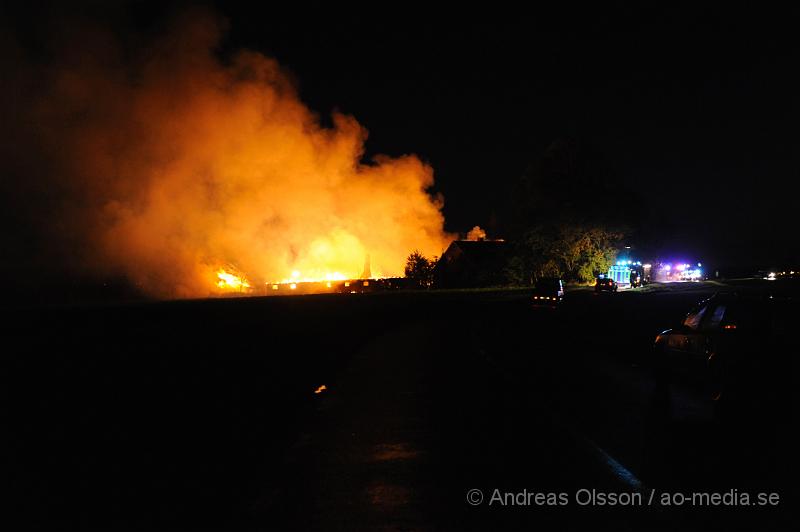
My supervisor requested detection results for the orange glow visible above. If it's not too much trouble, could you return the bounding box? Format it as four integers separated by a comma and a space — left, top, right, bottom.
466, 226, 487, 240
724, 324, 737, 330
20, 11, 451, 298
314, 384, 327, 394
275, 270, 348, 284
215, 269, 251, 292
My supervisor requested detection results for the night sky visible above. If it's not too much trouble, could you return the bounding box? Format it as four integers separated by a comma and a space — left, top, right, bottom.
220, 3, 799, 268
2, 2, 799, 274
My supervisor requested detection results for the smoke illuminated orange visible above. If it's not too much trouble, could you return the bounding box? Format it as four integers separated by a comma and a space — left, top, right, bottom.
10, 11, 451, 298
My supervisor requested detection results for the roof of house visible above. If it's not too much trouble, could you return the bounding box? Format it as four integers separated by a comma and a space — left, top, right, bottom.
440, 240, 509, 266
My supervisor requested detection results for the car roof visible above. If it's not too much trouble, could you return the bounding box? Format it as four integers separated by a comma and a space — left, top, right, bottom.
699, 291, 797, 311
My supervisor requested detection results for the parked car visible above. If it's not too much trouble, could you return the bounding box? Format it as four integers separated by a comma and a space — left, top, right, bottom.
651, 291, 793, 423
595, 278, 618, 292
532, 277, 564, 307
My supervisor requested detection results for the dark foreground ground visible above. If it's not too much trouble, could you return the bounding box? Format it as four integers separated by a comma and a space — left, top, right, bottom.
3, 280, 798, 531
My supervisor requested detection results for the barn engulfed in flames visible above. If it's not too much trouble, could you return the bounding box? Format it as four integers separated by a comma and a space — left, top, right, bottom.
6, 11, 451, 298
216, 269, 251, 292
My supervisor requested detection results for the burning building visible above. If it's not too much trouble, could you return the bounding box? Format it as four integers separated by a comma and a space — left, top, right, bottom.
1, 10, 451, 299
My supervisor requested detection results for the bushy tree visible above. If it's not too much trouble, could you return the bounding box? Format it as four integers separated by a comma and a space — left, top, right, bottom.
506, 223, 623, 284
505, 226, 561, 284
404, 250, 436, 288
504, 136, 636, 285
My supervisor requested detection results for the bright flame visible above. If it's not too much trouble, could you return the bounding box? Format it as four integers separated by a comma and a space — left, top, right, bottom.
216, 269, 251, 291
276, 270, 349, 284
4, 10, 452, 298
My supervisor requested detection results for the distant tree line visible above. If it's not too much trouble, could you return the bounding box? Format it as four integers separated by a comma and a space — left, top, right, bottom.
504, 224, 622, 284
503, 137, 632, 284
405, 137, 637, 287
405, 223, 622, 287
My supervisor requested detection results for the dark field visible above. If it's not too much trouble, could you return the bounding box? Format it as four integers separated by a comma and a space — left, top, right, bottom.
3, 282, 798, 531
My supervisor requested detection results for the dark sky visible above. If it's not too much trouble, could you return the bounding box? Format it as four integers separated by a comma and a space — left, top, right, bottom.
219, 3, 800, 264
214, 3, 799, 268
2, 2, 799, 270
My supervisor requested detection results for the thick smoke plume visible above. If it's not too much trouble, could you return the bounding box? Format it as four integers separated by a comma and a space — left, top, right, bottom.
0, 9, 450, 298
466, 226, 487, 241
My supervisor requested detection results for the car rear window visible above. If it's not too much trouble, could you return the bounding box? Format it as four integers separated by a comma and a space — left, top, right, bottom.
536, 279, 561, 290
702, 304, 726, 329
683, 306, 707, 330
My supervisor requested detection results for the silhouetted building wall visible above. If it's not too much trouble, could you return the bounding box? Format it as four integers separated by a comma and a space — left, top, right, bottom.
433, 240, 510, 288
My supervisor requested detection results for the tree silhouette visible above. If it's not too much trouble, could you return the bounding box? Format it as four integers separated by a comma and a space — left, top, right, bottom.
404, 250, 435, 288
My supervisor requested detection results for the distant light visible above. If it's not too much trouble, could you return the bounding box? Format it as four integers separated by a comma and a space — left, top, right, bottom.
290, 283, 297, 289
326, 282, 332, 288
664, 264, 671, 271
698, 262, 702, 267
643, 263, 651, 268
272, 284, 279, 290
291, 270, 300, 279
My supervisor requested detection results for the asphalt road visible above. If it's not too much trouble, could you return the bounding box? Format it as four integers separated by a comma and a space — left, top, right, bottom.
3, 281, 798, 530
